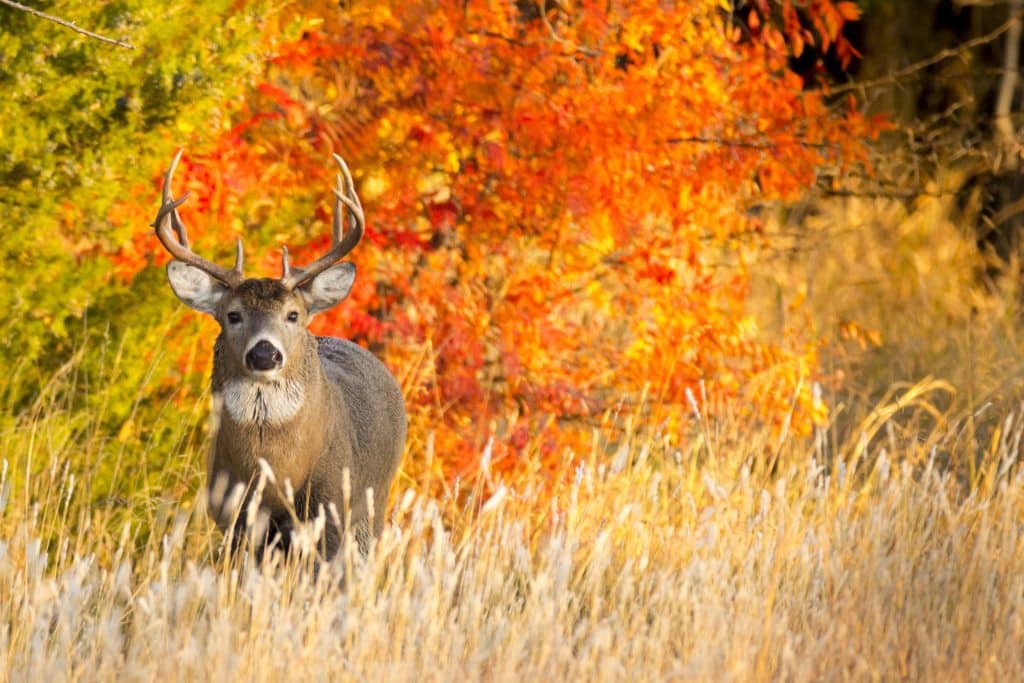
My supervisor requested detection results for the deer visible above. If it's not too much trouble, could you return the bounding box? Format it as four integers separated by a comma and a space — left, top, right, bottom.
152, 150, 407, 561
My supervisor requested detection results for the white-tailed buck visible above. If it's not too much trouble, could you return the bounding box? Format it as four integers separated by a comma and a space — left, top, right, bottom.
153, 150, 406, 560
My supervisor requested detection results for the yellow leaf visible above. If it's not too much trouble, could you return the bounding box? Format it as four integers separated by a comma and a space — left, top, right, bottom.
117, 419, 135, 443
362, 173, 390, 201
445, 150, 460, 173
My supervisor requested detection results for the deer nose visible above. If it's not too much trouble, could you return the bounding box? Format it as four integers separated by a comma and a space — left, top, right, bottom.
246, 340, 283, 371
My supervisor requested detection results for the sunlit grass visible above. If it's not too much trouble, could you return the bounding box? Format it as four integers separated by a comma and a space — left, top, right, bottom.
2, 365, 1023, 680
5, 173, 1024, 680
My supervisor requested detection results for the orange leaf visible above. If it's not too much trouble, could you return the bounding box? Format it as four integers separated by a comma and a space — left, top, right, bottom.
836, 2, 861, 21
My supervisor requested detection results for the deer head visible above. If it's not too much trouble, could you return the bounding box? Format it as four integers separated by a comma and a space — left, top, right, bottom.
152, 150, 364, 383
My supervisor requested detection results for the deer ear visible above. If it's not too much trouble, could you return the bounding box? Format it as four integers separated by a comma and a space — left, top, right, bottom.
300, 262, 356, 314
166, 261, 227, 315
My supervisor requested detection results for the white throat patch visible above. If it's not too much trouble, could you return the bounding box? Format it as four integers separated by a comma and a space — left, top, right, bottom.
221, 379, 306, 426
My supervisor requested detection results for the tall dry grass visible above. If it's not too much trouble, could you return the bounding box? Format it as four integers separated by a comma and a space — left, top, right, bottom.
2, 371, 1024, 681
5, 174, 1024, 681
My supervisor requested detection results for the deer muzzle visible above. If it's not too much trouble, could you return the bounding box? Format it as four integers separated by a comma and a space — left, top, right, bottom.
245, 339, 284, 372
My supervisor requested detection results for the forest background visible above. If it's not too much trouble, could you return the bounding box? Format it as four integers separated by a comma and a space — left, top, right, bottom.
4, 0, 1024, 678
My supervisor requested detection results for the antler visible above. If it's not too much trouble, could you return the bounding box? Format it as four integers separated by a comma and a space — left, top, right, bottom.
280, 153, 365, 290
152, 149, 245, 288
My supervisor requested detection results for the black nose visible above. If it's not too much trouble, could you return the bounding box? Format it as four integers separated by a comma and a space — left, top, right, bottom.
245, 340, 283, 371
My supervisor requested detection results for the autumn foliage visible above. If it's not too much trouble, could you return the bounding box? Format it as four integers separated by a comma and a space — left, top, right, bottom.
27, 1, 875, 489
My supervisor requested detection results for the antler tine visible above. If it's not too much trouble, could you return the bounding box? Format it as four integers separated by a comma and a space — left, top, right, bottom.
330, 154, 362, 242
233, 238, 244, 278
281, 153, 365, 290
161, 150, 191, 248
171, 209, 190, 248
331, 174, 344, 244
333, 187, 364, 233
281, 245, 291, 280
335, 152, 362, 212
152, 149, 245, 288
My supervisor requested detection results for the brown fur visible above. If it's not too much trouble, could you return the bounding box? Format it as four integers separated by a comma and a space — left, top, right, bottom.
201, 279, 407, 559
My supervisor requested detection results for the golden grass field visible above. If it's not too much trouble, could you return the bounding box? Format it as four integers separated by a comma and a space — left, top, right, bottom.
4, 191, 1024, 681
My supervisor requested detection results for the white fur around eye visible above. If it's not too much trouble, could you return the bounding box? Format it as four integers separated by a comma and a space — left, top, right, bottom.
222, 379, 305, 425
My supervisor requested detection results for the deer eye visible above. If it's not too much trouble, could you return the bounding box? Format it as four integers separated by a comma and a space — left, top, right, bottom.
226, 312, 243, 325
286, 311, 299, 323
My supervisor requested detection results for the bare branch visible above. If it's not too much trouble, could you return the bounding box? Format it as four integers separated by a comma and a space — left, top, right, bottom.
829, 9, 1024, 96
666, 135, 832, 150
994, 0, 1022, 162
539, 0, 600, 58
0, 0, 135, 50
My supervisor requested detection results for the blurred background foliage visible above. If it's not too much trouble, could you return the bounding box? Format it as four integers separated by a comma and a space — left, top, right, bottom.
0, 0, 270, 395
0, 0, 280, 520
5, 0, 1024, 541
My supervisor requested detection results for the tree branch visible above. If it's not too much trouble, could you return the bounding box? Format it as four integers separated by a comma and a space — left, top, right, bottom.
0, 0, 135, 50
994, 0, 1022, 162
829, 8, 1024, 96
539, 0, 600, 58
667, 135, 831, 150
